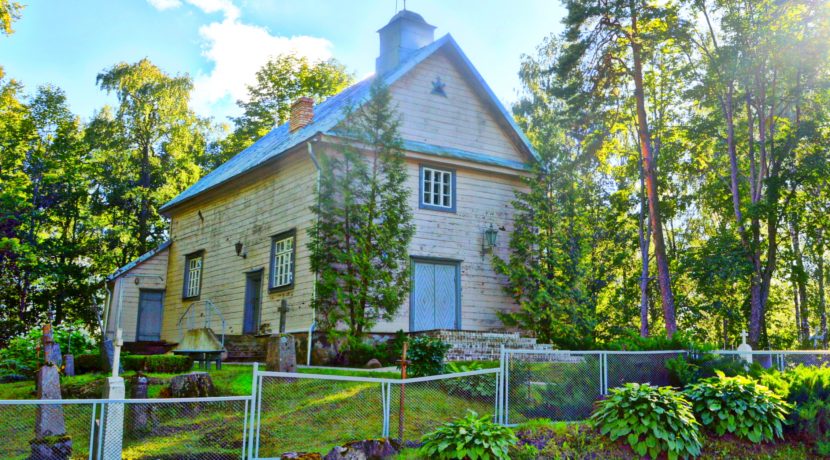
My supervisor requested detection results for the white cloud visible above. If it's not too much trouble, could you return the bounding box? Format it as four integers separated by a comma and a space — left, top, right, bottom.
147, 0, 183, 11
149, 0, 333, 118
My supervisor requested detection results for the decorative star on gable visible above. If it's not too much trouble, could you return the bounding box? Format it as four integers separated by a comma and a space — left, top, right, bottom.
431, 76, 447, 97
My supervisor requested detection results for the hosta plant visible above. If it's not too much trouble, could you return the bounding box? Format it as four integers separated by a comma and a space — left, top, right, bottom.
685, 371, 790, 443
420, 410, 517, 459
590, 382, 701, 460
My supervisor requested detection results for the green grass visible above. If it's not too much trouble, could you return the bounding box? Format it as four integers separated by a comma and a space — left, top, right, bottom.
0, 363, 498, 458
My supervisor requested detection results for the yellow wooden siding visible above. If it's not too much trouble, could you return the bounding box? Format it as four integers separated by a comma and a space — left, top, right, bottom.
161, 150, 318, 342
106, 248, 169, 342
373, 159, 522, 332
390, 49, 528, 164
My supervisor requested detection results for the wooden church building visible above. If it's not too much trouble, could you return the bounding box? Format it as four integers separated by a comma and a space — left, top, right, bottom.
104, 10, 543, 360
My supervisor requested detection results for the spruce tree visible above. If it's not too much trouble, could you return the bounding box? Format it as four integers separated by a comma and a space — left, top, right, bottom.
309, 80, 414, 340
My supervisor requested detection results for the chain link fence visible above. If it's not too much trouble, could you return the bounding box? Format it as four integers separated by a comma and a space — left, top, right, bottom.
499, 350, 686, 425
251, 369, 499, 457
0, 396, 251, 460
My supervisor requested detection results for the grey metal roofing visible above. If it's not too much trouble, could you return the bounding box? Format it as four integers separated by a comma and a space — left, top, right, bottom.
107, 240, 171, 282
160, 34, 538, 213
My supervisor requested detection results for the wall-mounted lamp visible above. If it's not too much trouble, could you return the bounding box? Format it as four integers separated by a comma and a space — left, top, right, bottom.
482, 224, 498, 255
235, 241, 247, 258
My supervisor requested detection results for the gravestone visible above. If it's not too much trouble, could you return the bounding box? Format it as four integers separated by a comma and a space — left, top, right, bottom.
266, 334, 296, 373
30, 326, 72, 460
130, 375, 151, 433
737, 330, 753, 365
62, 355, 74, 377
41, 324, 62, 368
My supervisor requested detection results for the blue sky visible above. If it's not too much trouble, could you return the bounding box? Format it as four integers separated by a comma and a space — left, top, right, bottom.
0, 0, 565, 124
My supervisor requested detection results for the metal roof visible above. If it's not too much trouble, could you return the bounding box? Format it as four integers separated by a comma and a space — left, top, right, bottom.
160, 34, 537, 213
107, 240, 171, 282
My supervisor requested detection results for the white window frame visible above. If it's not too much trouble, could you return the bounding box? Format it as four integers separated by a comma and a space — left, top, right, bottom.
183, 252, 203, 299
270, 231, 295, 290
420, 166, 455, 212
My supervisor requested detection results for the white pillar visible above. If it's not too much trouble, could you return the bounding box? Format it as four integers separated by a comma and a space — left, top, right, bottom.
102, 328, 124, 459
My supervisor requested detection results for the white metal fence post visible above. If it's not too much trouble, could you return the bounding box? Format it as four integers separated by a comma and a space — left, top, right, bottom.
247, 363, 259, 460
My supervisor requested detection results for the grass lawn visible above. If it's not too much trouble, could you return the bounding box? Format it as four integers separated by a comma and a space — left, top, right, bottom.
0, 363, 496, 458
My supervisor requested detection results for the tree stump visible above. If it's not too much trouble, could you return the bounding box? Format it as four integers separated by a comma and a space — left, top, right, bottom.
167, 372, 216, 417
322, 439, 399, 460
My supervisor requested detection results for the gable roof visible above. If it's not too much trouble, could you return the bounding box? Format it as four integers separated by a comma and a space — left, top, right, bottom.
160, 34, 537, 213
107, 240, 171, 282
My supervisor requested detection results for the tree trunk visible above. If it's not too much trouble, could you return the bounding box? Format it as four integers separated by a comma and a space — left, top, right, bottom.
789, 219, 810, 341
137, 142, 151, 255
638, 157, 650, 337
629, 7, 676, 337
818, 231, 827, 347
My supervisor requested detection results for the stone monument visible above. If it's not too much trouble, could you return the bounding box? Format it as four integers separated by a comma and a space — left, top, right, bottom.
266, 334, 297, 373
31, 324, 72, 460
129, 375, 151, 433
737, 330, 753, 365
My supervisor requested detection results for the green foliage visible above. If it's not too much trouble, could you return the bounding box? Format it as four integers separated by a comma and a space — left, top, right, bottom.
520, 362, 599, 421
0, 323, 97, 378
590, 383, 701, 460
420, 410, 517, 460
74, 354, 102, 375
606, 330, 709, 352
442, 362, 497, 400
406, 336, 450, 377
122, 355, 193, 374
493, 143, 600, 350
309, 80, 414, 341
666, 353, 762, 387
684, 372, 790, 443
217, 54, 353, 160
757, 365, 830, 443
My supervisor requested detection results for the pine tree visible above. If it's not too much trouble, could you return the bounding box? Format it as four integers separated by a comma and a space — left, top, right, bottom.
308, 80, 414, 339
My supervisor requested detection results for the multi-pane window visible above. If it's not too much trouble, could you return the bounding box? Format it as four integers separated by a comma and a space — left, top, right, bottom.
420, 166, 455, 211
270, 231, 295, 290
183, 252, 203, 299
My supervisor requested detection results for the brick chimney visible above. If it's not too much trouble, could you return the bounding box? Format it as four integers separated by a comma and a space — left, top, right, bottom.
289, 97, 314, 132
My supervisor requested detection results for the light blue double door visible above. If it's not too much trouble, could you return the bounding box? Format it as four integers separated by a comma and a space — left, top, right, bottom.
410, 259, 460, 331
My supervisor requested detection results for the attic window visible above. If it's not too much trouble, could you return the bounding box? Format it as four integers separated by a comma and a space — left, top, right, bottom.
431, 77, 447, 97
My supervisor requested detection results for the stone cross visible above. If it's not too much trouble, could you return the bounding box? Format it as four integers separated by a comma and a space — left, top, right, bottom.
278, 300, 289, 333
737, 329, 753, 365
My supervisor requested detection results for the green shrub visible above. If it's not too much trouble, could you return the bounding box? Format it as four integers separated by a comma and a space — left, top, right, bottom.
0, 322, 97, 379
757, 365, 830, 443
406, 336, 450, 377
442, 362, 497, 400
519, 362, 599, 421
590, 382, 701, 459
684, 371, 790, 443
376, 330, 407, 365
606, 330, 708, 352
420, 410, 517, 459
666, 353, 761, 387
74, 353, 102, 374
342, 337, 379, 367
121, 355, 192, 373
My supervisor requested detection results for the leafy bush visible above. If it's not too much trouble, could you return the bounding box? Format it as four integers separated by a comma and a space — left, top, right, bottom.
684, 371, 790, 443
519, 362, 599, 421
122, 355, 192, 373
590, 383, 701, 459
420, 410, 516, 459
606, 330, 708, 352
342, 337, 379, 367
666, 353, 761, 387
757, 365, 830, 443
376, 330, 408, 365
74, 353, 102, 374
406, 336, 450, 377
0, 322, 97, 379
442, 362, 497, 400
